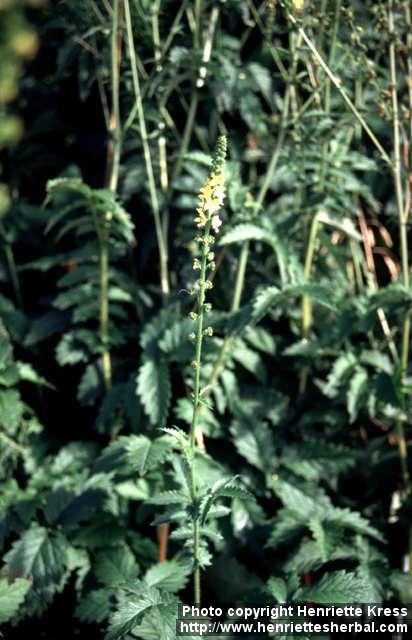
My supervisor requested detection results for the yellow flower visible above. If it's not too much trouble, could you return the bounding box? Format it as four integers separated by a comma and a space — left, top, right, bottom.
194, 208, 207, 228
198, 173, 225, 212
292, 0, 304, 12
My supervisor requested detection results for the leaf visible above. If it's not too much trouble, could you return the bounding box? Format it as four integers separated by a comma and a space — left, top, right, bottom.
266, 577, 287, 604
0, 389, 24, 430
143, 560, 190, 592
0, 577, 31, 624
15, 362, 55, 389
308, 518, 328, 562
105, 584, 177, 640
77, 362, 103, 406
76, 587, 117, 624
147, 490, 189, 506
95, 545, 139, 586
347, 366, 368, 422
44, 474, 112, 526
300, 570, 375, 603
200, 477, 253, 524
230, 418, 275, 472
95, 435, 171, 475
136, 358, 171, 426
4, 524, 68, 590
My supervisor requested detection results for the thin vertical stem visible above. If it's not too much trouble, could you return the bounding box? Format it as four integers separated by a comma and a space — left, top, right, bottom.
151, 0, 162, 72
194, 0, 203, 48
99, 233, 111, 388
100, 0, 123, 389
301, 215, 320, 341
109, 0, 122, 192
388, 0, 411, 501
124, 0, 169, 295
189, 216, 212, 607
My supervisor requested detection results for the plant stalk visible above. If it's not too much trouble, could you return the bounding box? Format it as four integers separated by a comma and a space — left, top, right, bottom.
124, 0, 170, 295
189, 216, 213, 606
388, 2, 412, 520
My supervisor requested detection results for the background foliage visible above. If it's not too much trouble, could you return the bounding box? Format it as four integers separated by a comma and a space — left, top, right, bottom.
1, 0, 412, 637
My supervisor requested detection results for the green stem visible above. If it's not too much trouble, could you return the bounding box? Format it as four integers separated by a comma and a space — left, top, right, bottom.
151, 0, 162, 72
301, 214, 320, 341
194, 0, 203, 48
109, 0, 122, 192
0, 431, 27, 456
99, 234, 111, 389
189, 218, 212, 606
98, 0, 122, 388
388, 0, 411, 503
124, 0, 170, 295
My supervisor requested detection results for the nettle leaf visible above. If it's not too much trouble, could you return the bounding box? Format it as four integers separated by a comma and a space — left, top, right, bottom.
143, 560, 191, 592
44, 474, 112, 526
77, 362, 103, 405
76, 587, 117, 624
4, 524, 69, 590
95, 545, 139, 586
308, 518, 329, 563
136, 358, 171, 427
325, 508, 383, 542
281, 440, 355, 482
270, 480, 383, 544
0, 577, 31, 623
231, 338, 266, 382
200, 477, 253, 524
147, 490, 189, 506
0, 389, 24, 430
300, 570, 375, 603
104, 583, 177, 640
347, 366, 368, 422
95, 435, 171, 476
230, 418, 275, 472
322, 352, 357, 398
266, 577, 287, 604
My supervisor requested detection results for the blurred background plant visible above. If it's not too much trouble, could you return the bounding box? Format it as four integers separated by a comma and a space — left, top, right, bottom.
2, 0, 412, 637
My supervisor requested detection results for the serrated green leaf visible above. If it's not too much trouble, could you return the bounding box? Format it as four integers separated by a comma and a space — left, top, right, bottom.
95, 545, 138, 586
137, 358, 171, 427
300, 570, 375, 603
143, 560, 190, 592
0, 577, 31, 623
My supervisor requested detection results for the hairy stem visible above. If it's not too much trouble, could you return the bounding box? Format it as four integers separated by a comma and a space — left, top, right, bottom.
189, 217, 213, 606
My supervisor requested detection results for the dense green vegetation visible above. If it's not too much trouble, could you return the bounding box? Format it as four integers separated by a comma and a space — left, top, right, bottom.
1, 0, 412, 637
